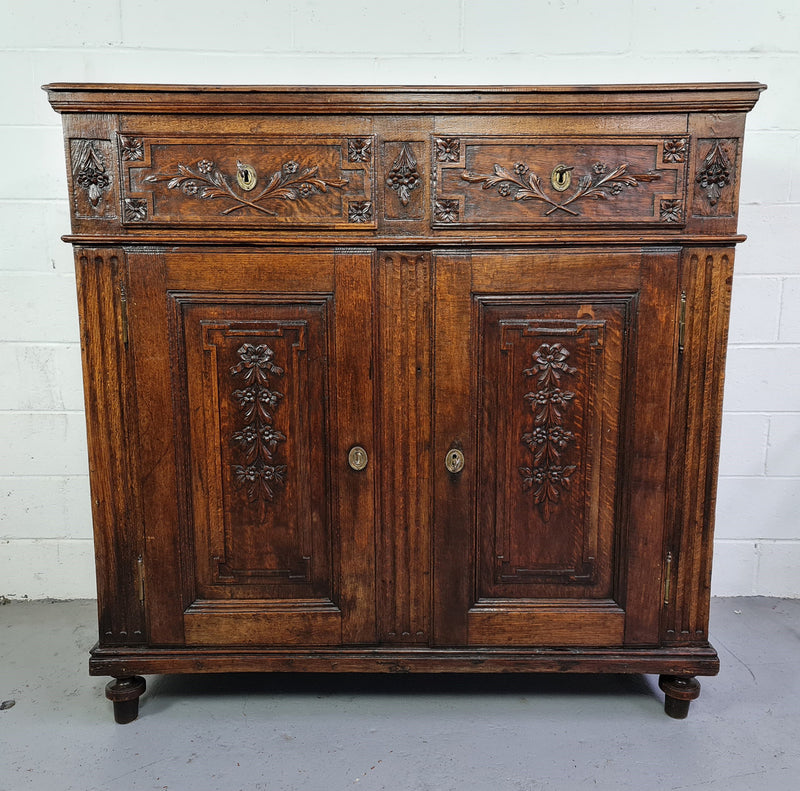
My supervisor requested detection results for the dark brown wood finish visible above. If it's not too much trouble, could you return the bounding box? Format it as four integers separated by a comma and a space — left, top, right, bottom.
46, 83, 763, 722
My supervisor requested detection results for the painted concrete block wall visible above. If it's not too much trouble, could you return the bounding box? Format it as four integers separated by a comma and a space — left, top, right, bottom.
1, 0, 798, 599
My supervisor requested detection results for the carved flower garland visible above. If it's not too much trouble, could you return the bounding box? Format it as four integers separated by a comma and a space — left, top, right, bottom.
462, 161, 660, 217
230, 343, 287, 503
519, 343, 578, 519
145, 158, 348, 217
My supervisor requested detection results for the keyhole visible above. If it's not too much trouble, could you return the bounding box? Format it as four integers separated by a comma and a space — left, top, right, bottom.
551, 164, 572, 192
236, 163, 258, 191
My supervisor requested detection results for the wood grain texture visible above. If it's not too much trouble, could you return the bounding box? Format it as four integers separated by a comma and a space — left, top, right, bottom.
44, 83, 766, 115
89, 643, 719, 677
75, 249, 145, 646
376, 253, 432, 644
48, 84, 762, 720
663, 249, 735, 645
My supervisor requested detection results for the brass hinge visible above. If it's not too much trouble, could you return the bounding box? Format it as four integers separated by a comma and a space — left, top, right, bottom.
137, 555, 145, 604
663, 551, 673, 606
119, 279, 129, 347
678, 290, 687, 353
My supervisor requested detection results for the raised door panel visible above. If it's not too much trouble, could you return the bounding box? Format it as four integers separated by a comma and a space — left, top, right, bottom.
433, 250, 679, 648
127, 250, 376, 647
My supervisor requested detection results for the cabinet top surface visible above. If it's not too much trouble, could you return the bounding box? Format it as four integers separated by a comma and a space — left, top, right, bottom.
44, 82, 766, 114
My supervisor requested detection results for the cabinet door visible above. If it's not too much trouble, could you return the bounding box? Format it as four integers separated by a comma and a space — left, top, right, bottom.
127, 249, 375, 646
433, 250, 679, 647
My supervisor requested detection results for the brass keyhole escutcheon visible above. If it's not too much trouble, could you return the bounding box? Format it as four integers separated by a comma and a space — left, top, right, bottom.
236, 162, 258, 191
551, 164, 573, 192
348, 445, 368, 471
445, 448, 465, 474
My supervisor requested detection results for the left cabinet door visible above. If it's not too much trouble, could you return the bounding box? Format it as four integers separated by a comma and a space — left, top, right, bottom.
126, 249, 376, 647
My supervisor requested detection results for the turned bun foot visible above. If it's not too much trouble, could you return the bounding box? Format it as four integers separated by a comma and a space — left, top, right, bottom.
659, 675, 701, 719
105, 676, 146, 724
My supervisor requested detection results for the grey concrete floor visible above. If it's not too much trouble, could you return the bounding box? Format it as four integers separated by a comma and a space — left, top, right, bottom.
1, 598, 798, 791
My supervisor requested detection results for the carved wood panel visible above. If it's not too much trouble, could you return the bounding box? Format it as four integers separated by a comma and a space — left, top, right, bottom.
174, 296, 332, 599
70, 139, 117, 219
121, 135, 375, 227
691, 139, 739, 218
476, 298, 631, 599
433, 136, 686, 227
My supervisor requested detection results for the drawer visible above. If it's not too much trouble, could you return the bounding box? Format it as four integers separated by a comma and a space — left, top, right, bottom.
432, 135, 688, 228
119, 134, 376, 229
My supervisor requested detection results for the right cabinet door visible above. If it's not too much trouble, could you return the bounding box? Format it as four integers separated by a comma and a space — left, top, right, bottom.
433, 249, 680, 648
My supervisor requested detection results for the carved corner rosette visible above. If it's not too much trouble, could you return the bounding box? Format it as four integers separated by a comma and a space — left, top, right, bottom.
347, 138, 372, 163
461, 160, 661, 218
348, 200, 373, 223
662, 138, 687, 164
695, 140, 731, 206
119, 135, 144, 162
435, 138, 461, 162
386, 143, 420, 207
230, 343, 287, 503
433, 198, 459, 223
660, 198, 682, 223
144, 157, 349, 217
518, 342, 578, 519
71, 139, 112, 209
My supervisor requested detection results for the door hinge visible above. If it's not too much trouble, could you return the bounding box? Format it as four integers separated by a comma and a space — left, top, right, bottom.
119, 279, 129, 348
137, 555, 145, 604
678, 290, 687, 354
663, 551, 673, 606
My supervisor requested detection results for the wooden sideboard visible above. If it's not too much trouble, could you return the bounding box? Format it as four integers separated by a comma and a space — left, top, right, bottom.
45, 82, 764, 722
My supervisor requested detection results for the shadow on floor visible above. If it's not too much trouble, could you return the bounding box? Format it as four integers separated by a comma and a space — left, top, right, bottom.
141, 671, 659, 715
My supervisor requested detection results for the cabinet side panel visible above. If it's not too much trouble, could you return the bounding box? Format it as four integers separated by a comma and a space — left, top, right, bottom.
664, 249, 734, 643
75, 249, 146, 645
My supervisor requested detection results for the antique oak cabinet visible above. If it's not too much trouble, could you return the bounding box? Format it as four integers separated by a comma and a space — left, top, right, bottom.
45, 83, 764, 722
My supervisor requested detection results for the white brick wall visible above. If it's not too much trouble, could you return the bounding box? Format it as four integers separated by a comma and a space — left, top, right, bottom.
1, 0, 798, 599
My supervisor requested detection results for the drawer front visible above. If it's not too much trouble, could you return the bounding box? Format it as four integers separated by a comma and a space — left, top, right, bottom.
432, 135, 687, 228
120, 134, 376, 228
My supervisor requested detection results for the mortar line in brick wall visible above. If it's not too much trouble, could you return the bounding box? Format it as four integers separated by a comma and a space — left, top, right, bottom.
0, 340, 80, 347
723, 410, 800, 415
0, 536, 94, 542
719, 474, 800, 480
0, 474, 88, 479
0, 411, 84, 417
728, 342, 800, 348
0, 537, 94, 543
0, 199, 67, 204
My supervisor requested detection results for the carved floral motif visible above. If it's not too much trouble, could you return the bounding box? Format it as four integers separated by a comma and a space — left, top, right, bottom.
434, 199, 459, 223
144, 158, 349, 217
695, 140, 731, 206
230, 343, 287, 502
436, 138, 461, 162
123, 197, 147, 222
348, 138, 372, 163
462, 161, 661, 217
662, 138, 687, 164
119, 135, 144, 161
519, 343, 577, 518
660, 198, 682, 223
348, 200, 373, 223
386, 143, 420, 206
72, 140, 111, 208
